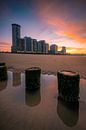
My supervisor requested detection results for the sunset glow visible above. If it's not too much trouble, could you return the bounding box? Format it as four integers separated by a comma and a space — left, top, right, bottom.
0, 0, 86, 54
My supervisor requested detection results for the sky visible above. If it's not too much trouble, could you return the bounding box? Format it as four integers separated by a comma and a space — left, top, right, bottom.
0, 0, 86, 54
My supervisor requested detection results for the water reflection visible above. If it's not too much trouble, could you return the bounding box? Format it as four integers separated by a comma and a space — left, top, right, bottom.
0, 71, 86, 130
25, 88, 41, 107
0, 81, 7, 91
13, 72, 21, 87
57, 98, 79, 127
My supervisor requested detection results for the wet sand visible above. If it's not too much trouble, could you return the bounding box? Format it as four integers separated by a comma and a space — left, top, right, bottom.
0, 53, 86, 78
0, 53, 86, 130
0, 71, 86, 130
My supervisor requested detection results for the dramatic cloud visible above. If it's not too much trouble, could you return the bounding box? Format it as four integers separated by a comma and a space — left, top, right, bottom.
66, 47, 86, 54
36, 0, 86, 45
0, 0, 86, 53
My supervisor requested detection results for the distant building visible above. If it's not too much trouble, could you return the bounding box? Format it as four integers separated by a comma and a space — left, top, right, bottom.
11, 23, 66, 55
19, 38, 25, 51
37, 40, 49, 54
41, 40, 46, 53
42, 43, 49, 54
37, 41, 42, 53
45, 43, 49, 54
24, 37, 33, 53
32, 39, 38, 53
37, 40, 45, 53
61, 46, 66, 54
11, 24, 21, 52
50, 44, 58, 54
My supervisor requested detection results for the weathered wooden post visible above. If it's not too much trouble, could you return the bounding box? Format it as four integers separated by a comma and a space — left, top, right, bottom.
0, 63, 7, 81
0, 62, 6, 66
25, 67, 41, 90
57, 70, 80, 102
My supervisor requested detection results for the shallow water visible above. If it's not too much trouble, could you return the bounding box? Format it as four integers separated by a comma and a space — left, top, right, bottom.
0, 71, 86, 130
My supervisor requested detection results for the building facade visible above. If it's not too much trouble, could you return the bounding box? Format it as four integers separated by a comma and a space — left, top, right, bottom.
37, 40, 48, 53
33, 39, 38, 53
11, 24, 21, 52
50, 44, 58, 54
19, 38, 25, 51
24, 37, 33, 52
37, 41, 43, 53
61, 46, 66, 54
45, 43, 49, 54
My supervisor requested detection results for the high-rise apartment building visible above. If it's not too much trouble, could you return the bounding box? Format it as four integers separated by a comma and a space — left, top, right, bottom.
37, 40, 48, 53
61, 46, 66, 54
11, 24, 21, 52
11, 23, 66, 54
50, 44, 58, 54
24, 37, 33, 52
45, 43, 49, 53
32, 39, 38, 53
37, 41, 42, 53
19, 38, 25, 51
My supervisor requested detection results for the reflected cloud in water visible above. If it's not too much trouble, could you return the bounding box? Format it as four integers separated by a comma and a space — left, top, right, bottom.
12, 72, 21, 87
57, 98, 79, 127
25, 88, 41, 107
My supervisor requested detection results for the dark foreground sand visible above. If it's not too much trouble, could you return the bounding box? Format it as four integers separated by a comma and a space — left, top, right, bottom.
0, 53, 86, 78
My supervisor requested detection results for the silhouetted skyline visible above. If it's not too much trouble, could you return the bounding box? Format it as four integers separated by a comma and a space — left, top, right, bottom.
11, 23, 66, 54
0, 0, 86, 54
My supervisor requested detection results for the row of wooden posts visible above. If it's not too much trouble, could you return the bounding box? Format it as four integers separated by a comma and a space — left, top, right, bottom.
0, 62, 80, 102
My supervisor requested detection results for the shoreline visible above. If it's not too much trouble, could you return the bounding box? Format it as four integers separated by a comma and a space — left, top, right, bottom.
0, 53, 86, 79
0, 52, 86, 56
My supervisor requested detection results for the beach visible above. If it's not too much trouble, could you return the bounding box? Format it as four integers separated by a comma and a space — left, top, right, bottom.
0, 53, 86, 78
0, 53, 86, 130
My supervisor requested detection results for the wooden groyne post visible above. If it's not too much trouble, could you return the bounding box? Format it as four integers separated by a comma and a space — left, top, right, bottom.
25, 67, 41, 90
0, 62, 7, 81
57, 70, 80, 102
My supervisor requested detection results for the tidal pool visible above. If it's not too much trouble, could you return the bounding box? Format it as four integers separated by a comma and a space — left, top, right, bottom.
0, 71, 86, 130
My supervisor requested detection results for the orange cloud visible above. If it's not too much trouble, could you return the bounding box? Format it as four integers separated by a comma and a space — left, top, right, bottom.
45, 16, 86, 44
37, 1, 86, 46
66, 47, 86, 54
64, 32, 86, 43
